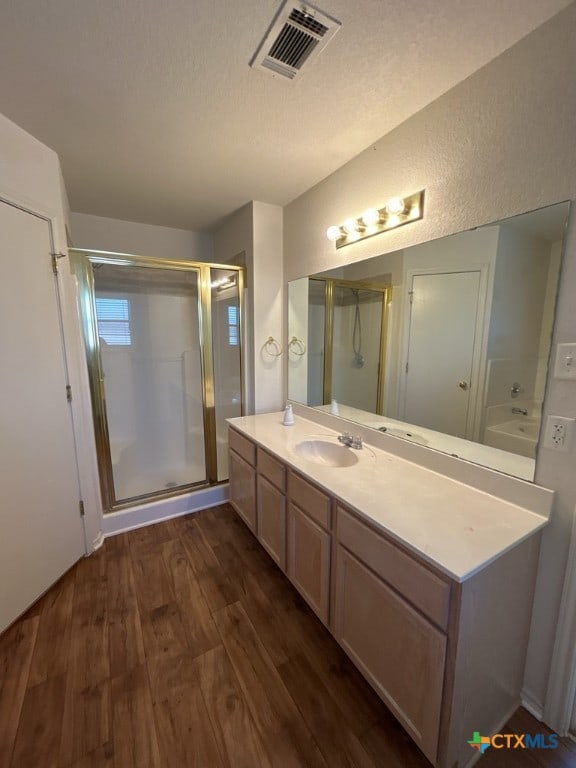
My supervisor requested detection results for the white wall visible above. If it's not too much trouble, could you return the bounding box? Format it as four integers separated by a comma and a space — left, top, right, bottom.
213, 203, 255, 412
0, 113, 102, 551
489, 226, 550, 360
287, 278, 309, 403
283, 3, 576, 718
70, 211, 213, 262
536, 241, 563, 402
213, 201, 284, 415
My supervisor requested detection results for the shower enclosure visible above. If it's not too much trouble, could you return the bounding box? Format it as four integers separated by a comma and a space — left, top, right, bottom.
308, 278, 390, 413
71, 250, 244, 511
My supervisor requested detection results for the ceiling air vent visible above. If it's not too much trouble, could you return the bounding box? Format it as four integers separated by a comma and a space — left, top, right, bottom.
251, 1, 341, 80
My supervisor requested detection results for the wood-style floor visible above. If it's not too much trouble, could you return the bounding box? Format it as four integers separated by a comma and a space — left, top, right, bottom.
1, 505, 574, 768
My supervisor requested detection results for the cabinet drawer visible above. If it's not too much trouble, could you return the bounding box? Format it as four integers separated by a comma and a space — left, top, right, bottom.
257, 447, 286, 492
287, 471, 331, 530
229, 428, 256, 466
337, 506, 450, 630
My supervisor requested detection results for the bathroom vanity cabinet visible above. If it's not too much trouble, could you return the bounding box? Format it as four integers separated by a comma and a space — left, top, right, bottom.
227, 415, 548, 768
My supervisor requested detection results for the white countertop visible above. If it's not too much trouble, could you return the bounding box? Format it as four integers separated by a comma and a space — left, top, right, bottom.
228, 412, 550, 583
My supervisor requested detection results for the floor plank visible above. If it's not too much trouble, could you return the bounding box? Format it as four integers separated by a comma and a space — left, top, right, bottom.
195, 644, 274, 768
110, 665, 161, 768
278, 651, 379, 768
27, 570, 75, 687
180, 519, 240, 612
214, 601, 328, 768
59, 551, 110, 766
10, 676, 66, 768
160, 538, 221, 658
147, 653, 224, 768
106, 546, 146, 678
0, 616, 39, 768
59, 680, 111, 767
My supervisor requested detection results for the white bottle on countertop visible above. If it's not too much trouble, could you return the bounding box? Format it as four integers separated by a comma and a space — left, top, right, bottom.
283, 403, 295, 426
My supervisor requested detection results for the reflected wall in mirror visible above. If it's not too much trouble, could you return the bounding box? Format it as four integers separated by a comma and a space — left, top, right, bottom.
288, 202, 570, 481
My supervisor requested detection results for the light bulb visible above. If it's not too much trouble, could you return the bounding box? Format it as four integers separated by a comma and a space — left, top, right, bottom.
362, 208, 381, 227
386, 197, 405, 215
343, 218, 358, 234
326, 225, 342, 242
387, 214, 401, 228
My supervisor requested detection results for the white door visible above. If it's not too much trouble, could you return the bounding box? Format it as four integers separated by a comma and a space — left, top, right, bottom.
0, 201, 85, 633
402, 271, 481, 438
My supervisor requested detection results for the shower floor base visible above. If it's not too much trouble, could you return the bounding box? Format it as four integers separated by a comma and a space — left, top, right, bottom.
113, 462, 206, 504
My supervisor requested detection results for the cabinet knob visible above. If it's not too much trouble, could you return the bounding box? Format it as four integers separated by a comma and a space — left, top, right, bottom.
458, 381, 469, 391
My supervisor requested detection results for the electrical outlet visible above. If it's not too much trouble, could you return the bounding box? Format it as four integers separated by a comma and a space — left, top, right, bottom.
554, 343, 576, 380
543, 415, 575, 452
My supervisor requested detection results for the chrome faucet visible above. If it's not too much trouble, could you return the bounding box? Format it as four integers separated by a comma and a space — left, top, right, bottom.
512, 407, 528, 416
338, 432, 363, 449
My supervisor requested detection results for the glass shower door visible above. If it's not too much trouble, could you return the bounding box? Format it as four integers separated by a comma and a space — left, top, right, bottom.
210, 268, 243, 481
93, 263, 206, 503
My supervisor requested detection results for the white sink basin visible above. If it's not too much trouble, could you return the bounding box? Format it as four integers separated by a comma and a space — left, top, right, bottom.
294, 439, 359, 467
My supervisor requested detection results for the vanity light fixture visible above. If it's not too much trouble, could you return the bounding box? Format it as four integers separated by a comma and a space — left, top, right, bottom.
326, 190, 425, 248
211, 275, 237, 291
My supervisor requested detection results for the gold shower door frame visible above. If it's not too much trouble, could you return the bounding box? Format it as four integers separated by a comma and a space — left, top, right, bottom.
70, 248, 245, 512
311, 277, 391, 415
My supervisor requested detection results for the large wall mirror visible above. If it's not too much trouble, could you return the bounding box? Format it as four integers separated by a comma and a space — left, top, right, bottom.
288, 202, 570, 481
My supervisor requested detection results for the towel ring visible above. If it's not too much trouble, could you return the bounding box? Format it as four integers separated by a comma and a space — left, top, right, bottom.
263, 336, 283, 357
288, 336, 306, 356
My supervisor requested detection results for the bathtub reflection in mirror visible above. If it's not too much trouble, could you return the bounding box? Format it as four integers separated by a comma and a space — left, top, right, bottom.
287, 202, 570, 481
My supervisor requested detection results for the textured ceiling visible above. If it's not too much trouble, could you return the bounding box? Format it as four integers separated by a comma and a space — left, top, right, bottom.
0, 0, 572, 231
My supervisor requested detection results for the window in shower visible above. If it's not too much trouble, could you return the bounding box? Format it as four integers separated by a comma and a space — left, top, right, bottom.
94, 297, 132, 346
70, 252, 245, 510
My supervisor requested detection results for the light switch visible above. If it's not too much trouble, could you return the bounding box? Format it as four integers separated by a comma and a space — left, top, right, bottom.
554, 343, 576, 380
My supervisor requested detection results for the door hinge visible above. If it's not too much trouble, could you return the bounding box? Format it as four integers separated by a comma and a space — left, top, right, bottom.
408, 290, 414, 304
51, 251, 66, 275
79, 500, 85, 517
405, 361, 409, 373
66, 384, 72, 402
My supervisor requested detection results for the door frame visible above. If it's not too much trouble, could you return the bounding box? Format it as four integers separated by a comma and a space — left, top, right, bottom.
70, 249, 246, 512
309, 277, 391, 415
0, 192, 96, 554
398, 264, 490, 441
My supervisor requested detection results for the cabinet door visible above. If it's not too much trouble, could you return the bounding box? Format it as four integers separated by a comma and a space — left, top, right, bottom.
287, 502, 331, 625
257, 475, 286, 570
334, 546, 445, 764
229, 450, 256, 532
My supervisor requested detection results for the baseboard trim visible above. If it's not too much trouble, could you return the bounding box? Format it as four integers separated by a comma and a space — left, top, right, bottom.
102, 484, 229, 537
521, 688, 544, 721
